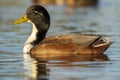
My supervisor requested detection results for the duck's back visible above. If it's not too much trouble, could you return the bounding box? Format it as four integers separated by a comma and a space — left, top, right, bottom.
30, 34, 111, 57
41, 34, 100, 46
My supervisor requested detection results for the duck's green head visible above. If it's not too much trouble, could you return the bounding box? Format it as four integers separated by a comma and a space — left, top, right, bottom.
14, 5, 50, 31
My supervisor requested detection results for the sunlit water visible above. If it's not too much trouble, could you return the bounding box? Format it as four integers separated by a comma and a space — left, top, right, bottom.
0, 0, 120, 80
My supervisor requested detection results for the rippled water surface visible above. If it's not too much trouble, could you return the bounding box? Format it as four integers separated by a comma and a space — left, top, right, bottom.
0, 0, 120, 80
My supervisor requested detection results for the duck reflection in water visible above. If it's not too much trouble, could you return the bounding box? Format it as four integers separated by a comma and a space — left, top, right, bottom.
23, 53, 109, 80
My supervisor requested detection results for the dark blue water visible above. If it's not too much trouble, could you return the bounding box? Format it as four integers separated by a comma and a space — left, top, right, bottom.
0, 0, 120, 80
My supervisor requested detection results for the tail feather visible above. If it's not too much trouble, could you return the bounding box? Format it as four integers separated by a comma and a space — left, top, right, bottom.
91, 37, 111, 47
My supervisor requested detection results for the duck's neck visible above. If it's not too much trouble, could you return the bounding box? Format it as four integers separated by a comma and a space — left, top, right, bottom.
23, 23, 46, 53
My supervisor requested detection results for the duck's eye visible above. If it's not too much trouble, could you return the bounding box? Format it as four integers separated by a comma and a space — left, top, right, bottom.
33, 11, 39, 15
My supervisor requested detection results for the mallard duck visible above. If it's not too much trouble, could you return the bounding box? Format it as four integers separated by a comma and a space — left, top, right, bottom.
14, 5, 111, 57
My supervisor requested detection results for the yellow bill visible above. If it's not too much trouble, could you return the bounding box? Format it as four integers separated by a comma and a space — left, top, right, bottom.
13, 14, 28, 25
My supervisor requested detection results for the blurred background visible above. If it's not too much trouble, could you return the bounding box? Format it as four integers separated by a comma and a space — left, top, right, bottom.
32, 0, 98, 7
0, 0, 120, 80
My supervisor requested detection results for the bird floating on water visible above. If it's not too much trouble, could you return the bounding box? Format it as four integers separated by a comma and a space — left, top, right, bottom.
14, 5, 111, 57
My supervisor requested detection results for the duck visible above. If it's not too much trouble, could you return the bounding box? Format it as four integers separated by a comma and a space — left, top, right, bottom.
14, 5, 111, 57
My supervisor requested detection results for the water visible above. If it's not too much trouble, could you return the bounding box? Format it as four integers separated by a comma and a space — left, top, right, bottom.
0, 0, 120, 80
